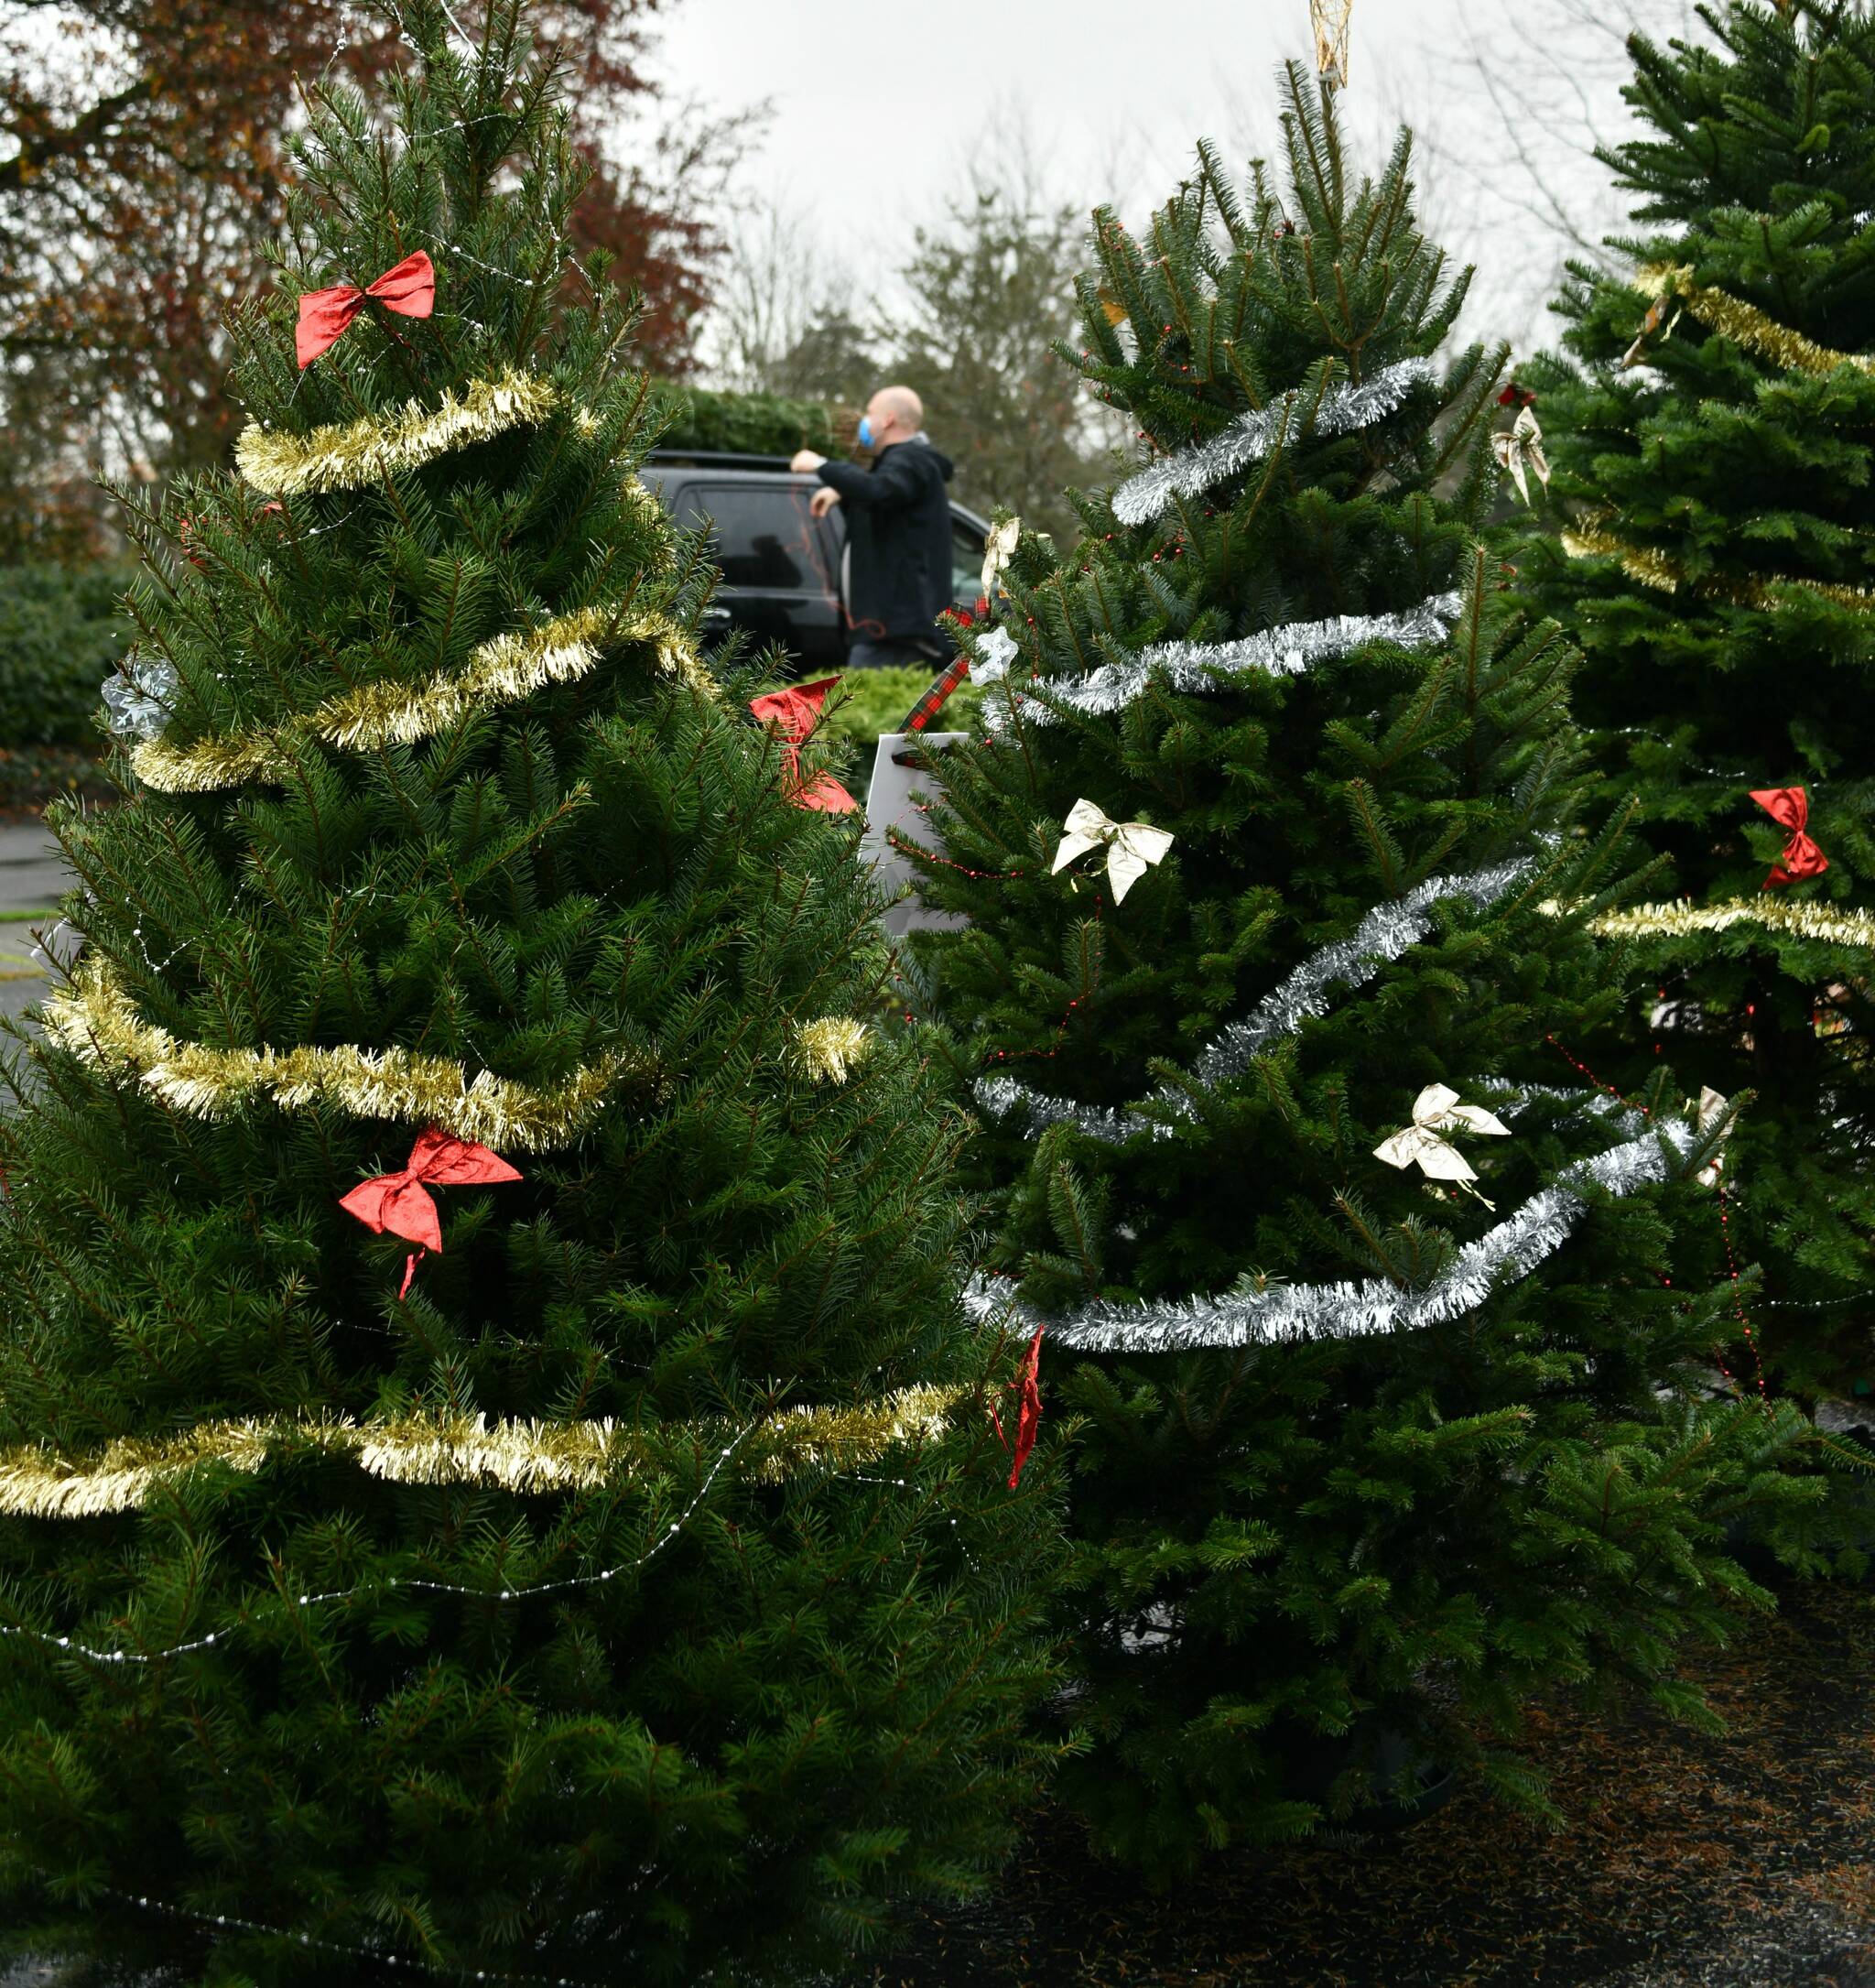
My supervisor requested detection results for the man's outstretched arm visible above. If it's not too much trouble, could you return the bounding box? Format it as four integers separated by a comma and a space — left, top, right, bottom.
813, 451, 921, 510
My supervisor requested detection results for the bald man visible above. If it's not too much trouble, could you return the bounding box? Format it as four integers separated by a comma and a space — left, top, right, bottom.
790, 385, 957, 670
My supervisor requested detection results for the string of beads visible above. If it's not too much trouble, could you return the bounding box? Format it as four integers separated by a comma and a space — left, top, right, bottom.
0, 1434, 744, 1668
1545, 1033, 1768, 1400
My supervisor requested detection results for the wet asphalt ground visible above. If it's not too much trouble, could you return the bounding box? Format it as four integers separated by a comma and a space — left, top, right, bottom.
0, 821, 68, 1027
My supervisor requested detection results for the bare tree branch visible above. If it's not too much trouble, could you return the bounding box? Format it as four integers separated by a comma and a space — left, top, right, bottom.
0, 79, 148, 193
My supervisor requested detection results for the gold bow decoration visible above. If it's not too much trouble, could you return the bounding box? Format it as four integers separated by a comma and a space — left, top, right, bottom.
1311, 0, 1353, 89
1052, 798, 1175, 905
981, 516, 1021, 598
1620, 289, 1683, 370
1373, 1082, 1512, 1207
1694, 1085, 1732, 1187
1492, 405, 1551, 505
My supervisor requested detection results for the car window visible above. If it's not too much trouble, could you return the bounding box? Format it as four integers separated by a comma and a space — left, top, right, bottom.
951, 516, 986, 613
676, 483, 823, 590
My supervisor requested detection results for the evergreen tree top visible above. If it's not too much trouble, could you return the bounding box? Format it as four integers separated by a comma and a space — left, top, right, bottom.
1574, 0, 1875, 355
1608, 2, 1875, 231
965, 67, 1510, 769
241, 0, 619, 426
104, 0, 716, 805
1064, 63, 1487, 470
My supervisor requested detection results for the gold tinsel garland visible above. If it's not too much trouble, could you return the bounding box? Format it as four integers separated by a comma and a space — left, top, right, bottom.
790, 1016, 872, 1084
1560, 521, 1685, 594
129, 605, 710, 794
234, 368, 564, 496
0, 1385, 968, 1519
1580, 896, 1875, 949
1633, 264, 1875, 379
1574, 270, 1875, 609
43, 958, 643, 1152
1561, 518, 1875, 608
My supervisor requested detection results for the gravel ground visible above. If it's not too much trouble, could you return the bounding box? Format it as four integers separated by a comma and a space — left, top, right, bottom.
1600, 1903, 1875, 1988
850, 1578, 1875, 1987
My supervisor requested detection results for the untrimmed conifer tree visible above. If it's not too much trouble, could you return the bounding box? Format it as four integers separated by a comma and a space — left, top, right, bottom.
1516, 0, 1875, 1392
0, 5, 1055, 1980
905, 66, 1818, 1875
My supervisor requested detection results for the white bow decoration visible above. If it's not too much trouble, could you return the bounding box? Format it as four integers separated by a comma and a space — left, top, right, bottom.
981, 516, 1021, 597
1052, 798, 1175, 905
1492, 405, 1551, 506
1373, 1082, 1512, 1207
1695, 1085, 1731, 1187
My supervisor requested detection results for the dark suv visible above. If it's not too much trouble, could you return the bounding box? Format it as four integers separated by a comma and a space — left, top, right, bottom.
640, 450, 990, 672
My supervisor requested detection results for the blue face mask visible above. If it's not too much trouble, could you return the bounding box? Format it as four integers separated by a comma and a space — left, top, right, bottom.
857, 415, 876, 451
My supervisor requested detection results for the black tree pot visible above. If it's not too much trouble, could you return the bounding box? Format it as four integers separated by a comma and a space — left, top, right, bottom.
1272, 1716, 1458, 1835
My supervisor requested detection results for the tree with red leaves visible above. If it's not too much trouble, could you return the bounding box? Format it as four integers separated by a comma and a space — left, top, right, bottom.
0, 0, 737, 505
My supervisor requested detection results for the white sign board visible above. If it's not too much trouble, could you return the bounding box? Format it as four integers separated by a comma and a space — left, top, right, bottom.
861, 733, 970, 938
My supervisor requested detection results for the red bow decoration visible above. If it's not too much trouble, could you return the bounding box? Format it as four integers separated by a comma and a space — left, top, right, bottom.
747, 678, 858, 813
339, 1124, 521, 1299
989, 1325, 1045, 1490
296, 249, 437, 369
1749, 786, 1828, 888
1498, 381, 1537, 407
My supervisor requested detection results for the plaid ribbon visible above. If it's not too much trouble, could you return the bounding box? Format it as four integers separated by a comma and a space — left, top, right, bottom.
898, 654, 973, 735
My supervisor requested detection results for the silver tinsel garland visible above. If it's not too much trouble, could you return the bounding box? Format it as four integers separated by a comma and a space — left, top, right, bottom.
972, 1073, 1143, 1143
962, 1122, 1693, 1354
972, 855, 1536, 1143
974, 592, 1462, 729
1111, 355, 1438, 527
1480, 1077, 1648, 1140
101, 655, 179, 743
1187, 855, 1535, 1092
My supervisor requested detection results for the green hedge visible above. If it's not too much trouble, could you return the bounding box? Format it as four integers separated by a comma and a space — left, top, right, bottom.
0, 563, 134, 750
750, 665, 981, 765
823, 666, 979, 752
0, 744, 115, 812
650, 383, 844, 459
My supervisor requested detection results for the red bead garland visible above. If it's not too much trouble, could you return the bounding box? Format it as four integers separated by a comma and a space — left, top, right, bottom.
1545, 1034, 1767, 1401
883, 822, 1028, 884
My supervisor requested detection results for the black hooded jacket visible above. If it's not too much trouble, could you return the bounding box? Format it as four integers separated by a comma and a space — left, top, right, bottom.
816, 438, 955, 646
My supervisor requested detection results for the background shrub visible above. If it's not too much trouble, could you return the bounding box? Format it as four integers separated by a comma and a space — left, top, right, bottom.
651, 381, 846, 458
0, 563, 133, 749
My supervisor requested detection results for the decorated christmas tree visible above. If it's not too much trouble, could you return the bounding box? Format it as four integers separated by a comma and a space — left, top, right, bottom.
0, 5, 1055, 1980
905, 67, 1817, 1875
1517, 0, 1875, 1390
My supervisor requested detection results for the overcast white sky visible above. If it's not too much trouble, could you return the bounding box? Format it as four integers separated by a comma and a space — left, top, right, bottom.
656, 0, 1456, 235
655, 0, 1698, 358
